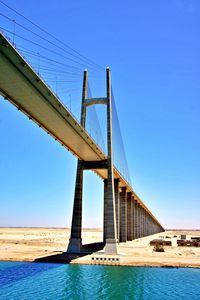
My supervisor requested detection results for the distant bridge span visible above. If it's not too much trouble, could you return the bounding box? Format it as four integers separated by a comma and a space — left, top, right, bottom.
0, 33, 164, 253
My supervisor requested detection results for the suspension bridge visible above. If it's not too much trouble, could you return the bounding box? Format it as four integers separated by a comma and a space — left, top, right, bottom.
0, 31, 164, 254
0, 1, 165, 254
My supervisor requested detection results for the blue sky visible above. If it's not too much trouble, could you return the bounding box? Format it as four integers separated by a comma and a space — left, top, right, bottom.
0, 0, 200, 229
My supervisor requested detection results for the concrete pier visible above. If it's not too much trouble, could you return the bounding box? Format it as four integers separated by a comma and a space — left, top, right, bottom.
67, 160, 83, 253
103, 179, 108, 243
132, 197, 136, 239
135, 201, 139, 239
114, 179, 120, 241
127, 192, 133, 241
120, 187, 127, 242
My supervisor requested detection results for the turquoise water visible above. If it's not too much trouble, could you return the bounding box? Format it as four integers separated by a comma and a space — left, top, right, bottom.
0, 262, 200, 299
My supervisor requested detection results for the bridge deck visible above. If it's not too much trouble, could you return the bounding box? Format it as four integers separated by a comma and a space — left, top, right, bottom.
0, 32, 163, 229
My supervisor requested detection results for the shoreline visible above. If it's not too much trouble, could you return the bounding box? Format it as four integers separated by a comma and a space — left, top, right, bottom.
0, 228, 200, 269
1, 258, 200, 269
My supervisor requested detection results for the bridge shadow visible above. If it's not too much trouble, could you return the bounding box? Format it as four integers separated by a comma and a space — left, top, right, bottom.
34, 242, 105, 264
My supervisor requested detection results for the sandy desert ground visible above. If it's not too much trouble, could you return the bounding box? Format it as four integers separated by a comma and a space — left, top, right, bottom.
0, 228, 200, 268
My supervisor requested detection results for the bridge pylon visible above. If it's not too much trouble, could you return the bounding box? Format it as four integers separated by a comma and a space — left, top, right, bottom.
67, 67, 118, 254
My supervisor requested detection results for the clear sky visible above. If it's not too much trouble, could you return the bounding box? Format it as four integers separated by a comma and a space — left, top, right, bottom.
0, 0, 200, 229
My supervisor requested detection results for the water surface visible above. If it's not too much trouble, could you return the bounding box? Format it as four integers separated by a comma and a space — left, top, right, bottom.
0, 261, 200, 299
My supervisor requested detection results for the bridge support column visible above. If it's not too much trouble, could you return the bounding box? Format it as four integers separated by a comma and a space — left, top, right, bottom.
148, 215, 151, 235
138, 205, 141, 238
138, 204, 141, 238
127, 192, 133, 241
139, 206, 142, 238
142, 208, 145, 237
135, 202, 139, 239
141, 206, 144, 238
138, 205, 140, 238
103, 179, 108, 243
150, 217, 152, 235
120, 187, 127, 242
104, 67, 118, 254
143, 209, 146, 237
145, 214, 148, 236
104, 176, 117, 254
134, 199, 138, 239
147, 215, 150, 235
132, 196, 135, 239
133, 200, 136, 239
67, 70, 87, 253
140, 206, 143, 238
144, 210, 147, 237
67, 160, 83, 252
114, 179, 120, 242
